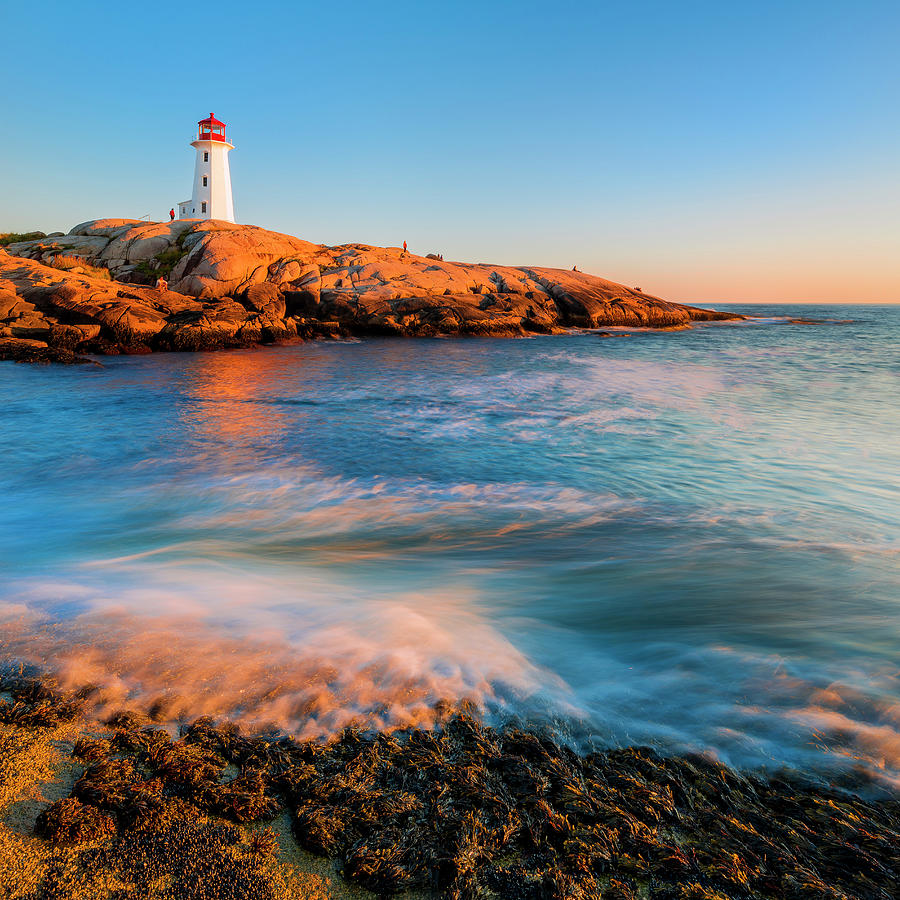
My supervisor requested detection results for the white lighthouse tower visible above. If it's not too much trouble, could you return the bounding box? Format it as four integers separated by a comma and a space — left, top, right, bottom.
177, 113, 235, 222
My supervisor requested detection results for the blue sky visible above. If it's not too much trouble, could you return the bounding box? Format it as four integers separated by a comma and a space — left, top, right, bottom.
3, 0, 898, 301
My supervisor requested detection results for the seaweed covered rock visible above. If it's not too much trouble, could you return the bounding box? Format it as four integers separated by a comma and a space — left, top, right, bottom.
9, 671, 898, 899
167, 713, 900, 899
36, 797, 117, 845
203, 771, 281, 823
0, 670, 85, 725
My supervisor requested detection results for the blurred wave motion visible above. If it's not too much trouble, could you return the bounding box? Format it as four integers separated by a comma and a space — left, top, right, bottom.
1, 306, 898, 787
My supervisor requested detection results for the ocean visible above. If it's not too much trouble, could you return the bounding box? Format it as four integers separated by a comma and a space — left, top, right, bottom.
1, 304, 898, 789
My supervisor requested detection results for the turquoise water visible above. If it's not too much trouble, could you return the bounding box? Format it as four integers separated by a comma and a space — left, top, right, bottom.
1, 306, 898, 788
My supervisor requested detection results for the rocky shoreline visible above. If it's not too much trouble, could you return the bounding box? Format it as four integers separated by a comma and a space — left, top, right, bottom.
0, 667, 897, 900
1, 220, 739, 364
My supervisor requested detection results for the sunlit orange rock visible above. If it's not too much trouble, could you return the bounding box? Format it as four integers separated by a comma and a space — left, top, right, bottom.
0, 221, 739, 361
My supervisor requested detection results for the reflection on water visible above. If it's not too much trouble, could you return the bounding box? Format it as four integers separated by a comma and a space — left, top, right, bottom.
1, 305, 898, 788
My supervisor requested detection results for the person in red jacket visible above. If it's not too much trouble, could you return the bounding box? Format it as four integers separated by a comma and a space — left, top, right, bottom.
169, 208, 175, 222
402, 240, 407, 255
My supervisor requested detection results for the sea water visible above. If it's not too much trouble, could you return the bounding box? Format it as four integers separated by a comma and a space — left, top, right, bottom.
1, 305, 898, 788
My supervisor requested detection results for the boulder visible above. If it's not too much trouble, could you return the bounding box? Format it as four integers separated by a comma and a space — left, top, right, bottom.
169, 225, 319, 298
241, 283, 286, 319
100, 221, 195, 266
93, 302, 168, 343
49, 322, 102, 348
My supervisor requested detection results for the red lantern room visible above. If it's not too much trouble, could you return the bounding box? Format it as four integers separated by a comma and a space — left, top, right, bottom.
197, 113, 228, 143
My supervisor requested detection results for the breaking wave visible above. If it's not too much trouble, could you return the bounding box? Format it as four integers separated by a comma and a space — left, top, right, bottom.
2, 311, 899, 792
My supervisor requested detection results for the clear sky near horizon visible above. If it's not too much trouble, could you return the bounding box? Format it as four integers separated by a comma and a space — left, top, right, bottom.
2, 0, 898, 303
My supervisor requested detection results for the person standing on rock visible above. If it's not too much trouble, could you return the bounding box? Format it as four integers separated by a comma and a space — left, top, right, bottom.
155, 275, 168, 292
169, 208, 175, 222
402, 240, 407, 255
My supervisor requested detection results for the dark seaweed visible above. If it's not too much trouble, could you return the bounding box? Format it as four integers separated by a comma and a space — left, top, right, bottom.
5, 669, 899, 899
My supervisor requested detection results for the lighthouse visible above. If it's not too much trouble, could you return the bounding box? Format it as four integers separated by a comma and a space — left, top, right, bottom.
177, 113, 235, 222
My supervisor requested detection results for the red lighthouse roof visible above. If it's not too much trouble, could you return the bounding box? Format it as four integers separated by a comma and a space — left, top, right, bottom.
195, 113, 230, 143
198, 112, 226, 128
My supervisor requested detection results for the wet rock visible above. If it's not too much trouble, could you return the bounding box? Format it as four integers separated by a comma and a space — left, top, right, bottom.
0, 336, 98, 365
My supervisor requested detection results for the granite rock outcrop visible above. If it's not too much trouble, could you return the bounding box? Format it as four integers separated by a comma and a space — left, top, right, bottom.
1, 219, 738, 361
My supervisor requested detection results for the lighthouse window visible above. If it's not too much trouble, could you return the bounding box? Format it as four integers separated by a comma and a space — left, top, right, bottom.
203, 152, 209, 162
201, 202, 207, 213
202, 176, 208, 187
